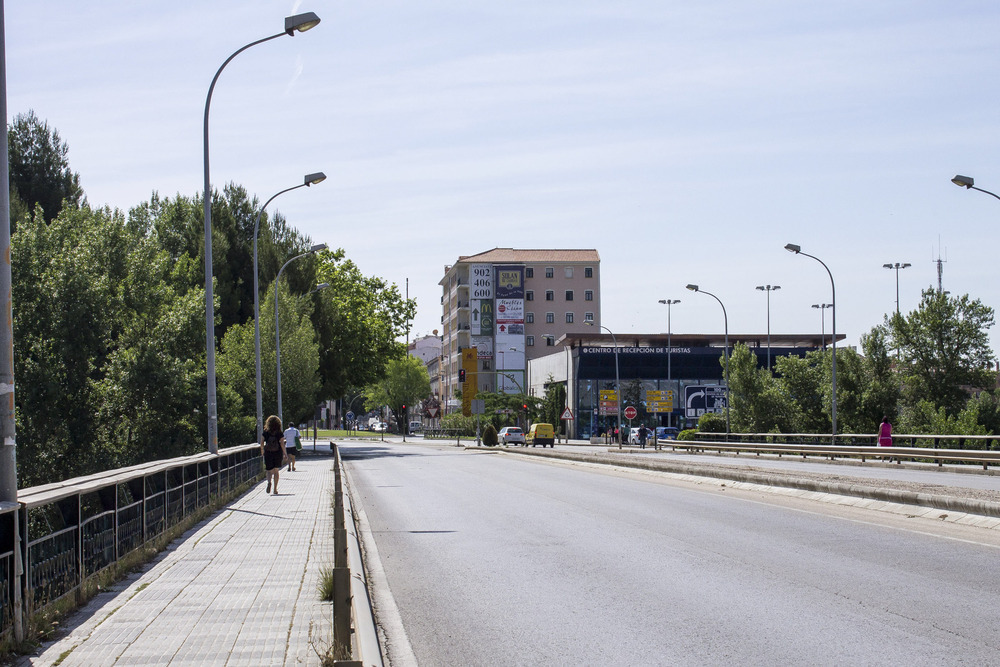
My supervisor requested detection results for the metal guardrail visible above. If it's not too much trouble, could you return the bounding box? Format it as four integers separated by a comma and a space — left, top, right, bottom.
692, 431, 1000, 450
1, 444, 262, 645
672, 438, 1000, 470
331, 444, 382, 667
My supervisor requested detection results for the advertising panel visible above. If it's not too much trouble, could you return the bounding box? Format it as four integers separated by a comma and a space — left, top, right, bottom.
470, 263, 493, 300
476, 299, 494, 337
494, 265, 525, 299
495, 299, 524, 322
472, 336, 493, 359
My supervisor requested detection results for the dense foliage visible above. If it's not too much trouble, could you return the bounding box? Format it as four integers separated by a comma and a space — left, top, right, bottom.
10, 113, 414, 486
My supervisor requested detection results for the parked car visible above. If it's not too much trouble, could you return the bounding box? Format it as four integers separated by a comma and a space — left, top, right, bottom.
628, 427, 651, 446
526, 423, 555, 447
372, 422, 388, 432
408, 420, 423, 433
498, 426, 525, 445
656, 426, 679, 441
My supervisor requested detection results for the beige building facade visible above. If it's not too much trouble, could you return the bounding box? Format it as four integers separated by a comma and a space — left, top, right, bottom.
439, 248, 600, 414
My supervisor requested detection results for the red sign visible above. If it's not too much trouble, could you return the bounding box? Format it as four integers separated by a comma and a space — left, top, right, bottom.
624, 406, 637, 420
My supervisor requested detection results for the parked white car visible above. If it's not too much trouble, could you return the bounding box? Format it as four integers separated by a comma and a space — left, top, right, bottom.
498, 426, 525, 445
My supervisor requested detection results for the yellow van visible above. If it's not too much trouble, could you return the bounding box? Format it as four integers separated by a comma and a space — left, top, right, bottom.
526, 422, 555, 447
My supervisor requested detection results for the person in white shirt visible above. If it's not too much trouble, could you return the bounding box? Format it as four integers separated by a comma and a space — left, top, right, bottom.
283, 424, 300, 472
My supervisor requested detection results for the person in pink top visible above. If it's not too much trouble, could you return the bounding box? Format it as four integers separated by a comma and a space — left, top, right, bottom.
878, 416, 893, 447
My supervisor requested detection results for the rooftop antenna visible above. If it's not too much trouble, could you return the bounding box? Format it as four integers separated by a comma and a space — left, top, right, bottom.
933, 236, 947, 293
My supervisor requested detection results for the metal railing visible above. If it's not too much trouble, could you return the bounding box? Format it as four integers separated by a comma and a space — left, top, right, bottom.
331, 444, 382, 666
692, 431, 1000, 450
672, 438, 1000, 470
1, 444, 262, 644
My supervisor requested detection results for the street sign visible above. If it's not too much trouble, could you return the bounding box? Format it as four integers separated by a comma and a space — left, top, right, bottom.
624, 406, 637, 420
427, 407, 440, 418
346, 411, 355, 421
471, 399, 485, 415
648, 390, 675, 413
598, 389, 618, 416
684, 385, 727, 418
560, 408, 574, 421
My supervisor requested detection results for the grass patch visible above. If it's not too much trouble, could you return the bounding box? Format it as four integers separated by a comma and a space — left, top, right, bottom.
317, 566, 335, 602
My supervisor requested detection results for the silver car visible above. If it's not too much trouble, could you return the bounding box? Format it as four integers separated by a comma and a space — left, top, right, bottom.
498, 426, 525, 445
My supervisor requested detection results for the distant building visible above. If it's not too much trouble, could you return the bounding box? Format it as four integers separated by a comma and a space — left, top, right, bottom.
440, 248, 601, 414
528, 331, 841, 439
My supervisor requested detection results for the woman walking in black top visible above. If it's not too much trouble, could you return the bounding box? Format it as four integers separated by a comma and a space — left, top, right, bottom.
260, 415, 287, 495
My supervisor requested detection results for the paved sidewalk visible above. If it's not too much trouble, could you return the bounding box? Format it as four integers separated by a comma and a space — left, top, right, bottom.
19, 454, 337, 666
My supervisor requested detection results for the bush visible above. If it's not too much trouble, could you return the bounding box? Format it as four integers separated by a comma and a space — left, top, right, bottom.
482, 424, 498, 447
698, 412, 727, 433
677, 429, 698, 441
441, 412, 477, 436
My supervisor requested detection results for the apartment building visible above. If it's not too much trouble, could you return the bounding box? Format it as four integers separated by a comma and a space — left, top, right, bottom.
439, 248, 600, 414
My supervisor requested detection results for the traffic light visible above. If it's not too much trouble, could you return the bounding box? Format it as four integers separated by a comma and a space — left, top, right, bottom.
401, 404, 406, 413
522, 403, 527, 411
459, 369, 466, 382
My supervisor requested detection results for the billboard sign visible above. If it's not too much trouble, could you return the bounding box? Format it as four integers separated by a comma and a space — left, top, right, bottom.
470, 263, 493, 299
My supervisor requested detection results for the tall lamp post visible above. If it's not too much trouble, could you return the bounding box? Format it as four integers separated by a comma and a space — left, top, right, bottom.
202, 11, 321, 453
686, 285, 730, 439
585, 321, 622, 448
274, 245, 328, 421
253, 173, 326, 443
0, 1, 23, 641
786, 243, 837, 444
812, 303, 833, 349
952, 175, 1000, 202
658, 299, 680, 427
882, 262, 910, 317
754, 285, 780, 370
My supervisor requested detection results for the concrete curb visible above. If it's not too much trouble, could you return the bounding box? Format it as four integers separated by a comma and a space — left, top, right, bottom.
476, 446, 1000, 520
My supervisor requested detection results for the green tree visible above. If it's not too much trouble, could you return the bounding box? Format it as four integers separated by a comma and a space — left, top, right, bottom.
217, 280, 322, 441
363, 355, 431, 432
724, 343, 795, 433
315, 250, 415, 401
14, 205, 204, 485
775, 352, 828, 433
540, 376, 567, 434
857, 325, 901, 429
8, 110, 84, 224
889, 288, 995, 416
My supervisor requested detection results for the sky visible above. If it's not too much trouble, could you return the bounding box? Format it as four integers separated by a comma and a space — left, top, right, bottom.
7, 1, 1000, 353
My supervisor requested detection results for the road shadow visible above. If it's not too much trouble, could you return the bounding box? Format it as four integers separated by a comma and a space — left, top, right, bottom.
338, 444, 423, 461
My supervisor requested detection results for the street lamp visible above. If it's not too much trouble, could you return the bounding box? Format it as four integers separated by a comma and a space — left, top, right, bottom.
658, 299, 680, 427
952, 174, 1000, 202
786, 243, 837, 444
812, 303, 833, 349
754, 285, 780, 370
252, 173, 326, 443
274, 243, 328, 421
686, 284, 730, 439
584, 321, 622, 448
202, 11, 321, 453
882, 262, 910, 317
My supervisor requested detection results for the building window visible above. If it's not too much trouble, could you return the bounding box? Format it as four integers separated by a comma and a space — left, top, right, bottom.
585, 267, 593, 278
546, 312, 554, 323
585, 312, 594, 321
526, 312, 534, 324
527, 336, 535, 346
585, 290, 593, 301
526, 290, 534, 301
566, 312, 574, 323
483, 361, 492, 370
525, 267, 534, 278
565, 290, 573, 301
545, 267, 554, 278
546, 336, 555, 346
545, 290, 554, 301
565, 267, 574, 278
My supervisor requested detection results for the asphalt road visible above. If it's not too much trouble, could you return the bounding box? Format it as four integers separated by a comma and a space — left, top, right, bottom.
342, 440, 1000, 666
